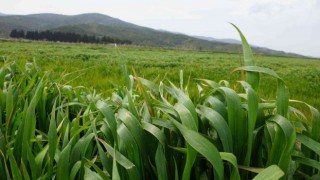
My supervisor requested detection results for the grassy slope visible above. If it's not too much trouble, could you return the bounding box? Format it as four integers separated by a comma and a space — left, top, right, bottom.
0, 40, 319, 109
0, 13, 241, 52
0, 13, 306, 57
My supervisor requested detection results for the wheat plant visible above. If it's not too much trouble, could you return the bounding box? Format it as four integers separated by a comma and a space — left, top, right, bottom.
0, 25, 319, 179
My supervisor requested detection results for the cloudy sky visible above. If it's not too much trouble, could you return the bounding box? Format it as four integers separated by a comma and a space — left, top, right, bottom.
1, 0, 319, 57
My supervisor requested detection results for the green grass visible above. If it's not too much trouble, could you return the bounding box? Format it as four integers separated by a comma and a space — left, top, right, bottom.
0, 39, 319, 111
0, 29, 319, 179
0, 25, 320, 179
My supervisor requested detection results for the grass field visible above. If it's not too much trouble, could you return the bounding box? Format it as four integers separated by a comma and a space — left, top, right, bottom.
1, 39, 319, 110
1, 33, 320, 179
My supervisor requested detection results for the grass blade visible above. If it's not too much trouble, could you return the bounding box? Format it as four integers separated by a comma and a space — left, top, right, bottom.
141, 121, 166, 145
233, 66, 289, 118
84, 166, 103, 180
70, 133, 95, 167
155, 143, 168, 180
0, 132, 8, 180
292, 155, 320, 170
98, 139, 140, 179
165, 84, 198, 129
239, 81, 259, 166
96, 100, 118, 145
173, 102, 198, 179
233, 66, 280, 79
48, 100, 58, 179
132, 66, 155, 117
276, 81, 289, 118
35, 145, 48, 177
70, 161, 82, 180
139, 77, 160, 94
290, 100, 320, 141
57, 144, 71, 180
297, 134, 320, 156
231, 23, 260, 90
112, 145, 120, 180
217, 87, 246, 161
117, 108, 144, 154
220, 152, 240, 180
8, 148, 22, 180
253, 165, 284, 180
204, 96, 228, 120
21, 78, 44, 165
83, 158, 110, 180
266, 115, 296, 173
171, 120, 224, 180
199, 106, 233, 152
21, 160, 31, 180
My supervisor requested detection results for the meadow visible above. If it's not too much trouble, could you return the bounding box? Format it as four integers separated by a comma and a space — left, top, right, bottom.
0, 30, 320, 179
0, 39, 319, 110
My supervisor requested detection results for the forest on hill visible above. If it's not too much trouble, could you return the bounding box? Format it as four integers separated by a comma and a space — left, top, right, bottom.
9, 29, 132, 44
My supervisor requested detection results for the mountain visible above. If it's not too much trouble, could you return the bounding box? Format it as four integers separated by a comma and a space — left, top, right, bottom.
0, 13, 304, 57
192, 36, 306, 57
194, 36, 242, 45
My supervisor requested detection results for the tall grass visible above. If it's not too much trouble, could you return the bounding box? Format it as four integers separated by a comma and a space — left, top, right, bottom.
0, 25, 319, 179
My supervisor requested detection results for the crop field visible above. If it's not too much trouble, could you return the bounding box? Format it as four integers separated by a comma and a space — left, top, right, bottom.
0, 29, 320, 180
0, 39, 319, 110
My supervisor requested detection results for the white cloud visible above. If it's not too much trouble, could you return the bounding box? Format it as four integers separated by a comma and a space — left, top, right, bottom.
232, 0, 317, 16
100, 0, 217, 21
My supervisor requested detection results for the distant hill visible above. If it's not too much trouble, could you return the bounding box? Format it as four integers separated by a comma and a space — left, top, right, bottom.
194, 36, 242, 45
0, 13, 305, 57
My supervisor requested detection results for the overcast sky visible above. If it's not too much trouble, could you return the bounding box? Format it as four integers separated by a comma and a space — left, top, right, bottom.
1, 0, 319, 57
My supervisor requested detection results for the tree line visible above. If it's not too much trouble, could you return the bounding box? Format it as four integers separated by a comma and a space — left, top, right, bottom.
9, 29, 132, 44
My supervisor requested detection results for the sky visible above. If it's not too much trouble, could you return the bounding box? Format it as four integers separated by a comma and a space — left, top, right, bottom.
1, 0, 319, 57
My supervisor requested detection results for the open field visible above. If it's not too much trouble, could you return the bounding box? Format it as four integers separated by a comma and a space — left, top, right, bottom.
1, 40, 319, 110
1, 35, 320, 179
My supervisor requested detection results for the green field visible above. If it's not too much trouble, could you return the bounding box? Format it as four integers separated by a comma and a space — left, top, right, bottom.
0, 39, 319, 110
1, 35, 320, 179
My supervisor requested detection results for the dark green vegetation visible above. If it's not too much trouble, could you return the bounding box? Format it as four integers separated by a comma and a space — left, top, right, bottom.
10, 29, 132, 44
0, 13, 304, 57
0, 27, 320, 179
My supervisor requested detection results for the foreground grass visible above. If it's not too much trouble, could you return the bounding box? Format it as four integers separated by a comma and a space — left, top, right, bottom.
0, 27, 319, 179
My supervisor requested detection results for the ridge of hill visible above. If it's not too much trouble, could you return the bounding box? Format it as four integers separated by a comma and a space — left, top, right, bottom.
0, 13, 305, 57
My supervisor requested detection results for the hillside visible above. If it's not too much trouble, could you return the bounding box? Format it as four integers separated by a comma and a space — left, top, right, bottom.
194, 35, 242, 45
0, 13, 304, 56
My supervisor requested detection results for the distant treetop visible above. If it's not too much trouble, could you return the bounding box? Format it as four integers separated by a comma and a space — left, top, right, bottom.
9, 29, 132, 45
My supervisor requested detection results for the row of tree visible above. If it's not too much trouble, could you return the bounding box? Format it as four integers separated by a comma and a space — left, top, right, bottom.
9, 29, 132, 44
